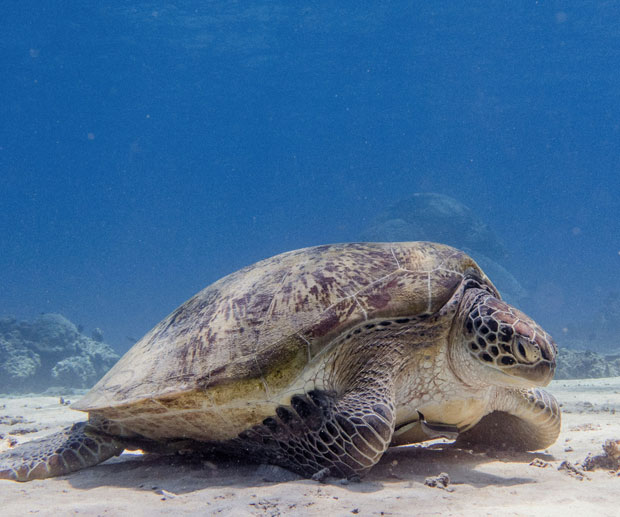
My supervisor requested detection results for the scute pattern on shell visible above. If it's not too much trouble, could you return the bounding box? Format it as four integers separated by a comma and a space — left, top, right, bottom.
74, 241, 490, 411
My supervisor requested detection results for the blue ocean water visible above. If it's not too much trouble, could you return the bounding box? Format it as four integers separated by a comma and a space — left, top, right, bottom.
1, 2, 619, 353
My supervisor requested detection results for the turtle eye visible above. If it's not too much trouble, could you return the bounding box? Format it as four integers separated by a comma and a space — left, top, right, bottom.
513, 337, 538, 363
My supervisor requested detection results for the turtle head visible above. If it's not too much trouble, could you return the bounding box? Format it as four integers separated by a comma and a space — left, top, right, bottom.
452, 288, 557, 388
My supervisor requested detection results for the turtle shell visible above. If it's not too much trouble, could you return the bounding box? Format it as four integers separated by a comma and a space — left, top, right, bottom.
74, 242, 492, 418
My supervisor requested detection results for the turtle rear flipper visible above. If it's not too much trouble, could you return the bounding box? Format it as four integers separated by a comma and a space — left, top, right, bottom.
0, 421, 124, 481
454, 388, 561, 451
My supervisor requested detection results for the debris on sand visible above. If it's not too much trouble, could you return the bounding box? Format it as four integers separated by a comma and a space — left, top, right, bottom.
529, 458, 552, 468
582, 439, 620, 472
558, 461, 589, 481
424, 472, 451, 489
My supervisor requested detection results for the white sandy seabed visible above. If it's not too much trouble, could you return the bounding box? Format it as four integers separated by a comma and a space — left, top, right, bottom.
0, 377, 619, 517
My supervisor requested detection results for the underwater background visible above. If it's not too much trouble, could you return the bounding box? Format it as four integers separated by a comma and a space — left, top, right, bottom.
2, 2, 619, 361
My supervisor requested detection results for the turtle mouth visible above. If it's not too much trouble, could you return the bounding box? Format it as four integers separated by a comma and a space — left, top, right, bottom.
504, 361, 555, 386
488, 360, 555, 387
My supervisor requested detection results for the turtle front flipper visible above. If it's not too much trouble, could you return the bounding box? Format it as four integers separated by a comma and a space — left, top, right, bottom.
233, 386, 396, 480
0, 421, 125, 481
454, 387, 561, 451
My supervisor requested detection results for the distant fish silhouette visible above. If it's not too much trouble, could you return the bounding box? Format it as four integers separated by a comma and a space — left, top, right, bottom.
126, 336, 138, 343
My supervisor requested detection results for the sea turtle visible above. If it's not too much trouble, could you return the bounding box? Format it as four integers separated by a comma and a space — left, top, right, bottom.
0, 242, 561, 482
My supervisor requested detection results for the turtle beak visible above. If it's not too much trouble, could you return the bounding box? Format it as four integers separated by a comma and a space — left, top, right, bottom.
504, 360, 556, 386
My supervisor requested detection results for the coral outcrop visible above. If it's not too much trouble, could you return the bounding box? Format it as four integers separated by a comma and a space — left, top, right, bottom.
0, 314, 119, 393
